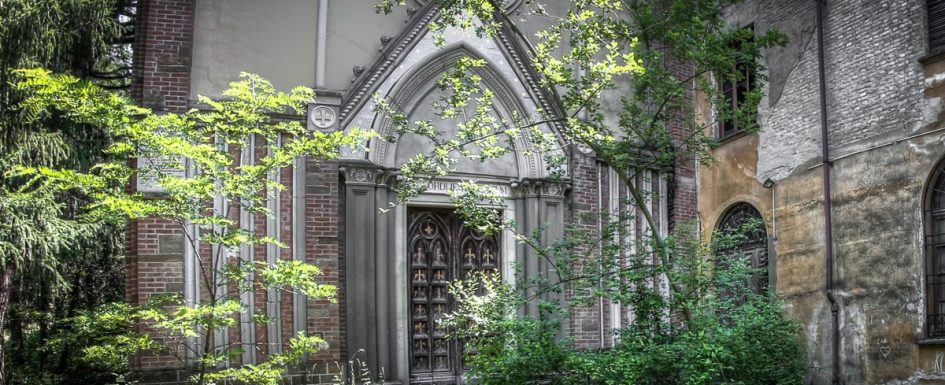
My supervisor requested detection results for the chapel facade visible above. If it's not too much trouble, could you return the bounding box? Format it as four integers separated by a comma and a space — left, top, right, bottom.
131, 0, 945, 384
128, 1, 697, 384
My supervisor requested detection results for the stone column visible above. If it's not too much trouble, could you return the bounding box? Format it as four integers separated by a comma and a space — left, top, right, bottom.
340, 162, 400, 380
514, 179, 570, 319
520, 181, 542, 318
341, 162, 379, 375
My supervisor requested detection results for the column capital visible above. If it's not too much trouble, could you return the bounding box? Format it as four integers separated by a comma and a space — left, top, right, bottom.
512, 178, 571, 199
340, 161, 385, 186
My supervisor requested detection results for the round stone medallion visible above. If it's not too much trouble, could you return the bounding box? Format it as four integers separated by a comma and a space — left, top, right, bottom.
310, 106, 336, 130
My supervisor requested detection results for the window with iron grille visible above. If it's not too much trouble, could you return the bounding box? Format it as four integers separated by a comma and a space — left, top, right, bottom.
718, 25, 756, 140
716, 202, 768, 296
925, 164, 945, 337
930, 0, 945, 54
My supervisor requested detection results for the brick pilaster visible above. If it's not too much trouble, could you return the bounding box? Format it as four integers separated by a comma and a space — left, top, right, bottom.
129, 0, 197, 372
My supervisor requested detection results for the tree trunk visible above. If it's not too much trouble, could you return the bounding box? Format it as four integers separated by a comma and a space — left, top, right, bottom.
0, 265, 14, 385
7, 281, 22, 370
58, 273, 83, 373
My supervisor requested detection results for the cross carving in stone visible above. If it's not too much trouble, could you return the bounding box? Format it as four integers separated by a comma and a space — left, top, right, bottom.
310, 106, 335, 129
465, 247, 476, 265
414, 246, 425, 263
483, 248, 495, 265
413, 269, 426, 282
434, 270, 445, 281
424, 223, 434, 235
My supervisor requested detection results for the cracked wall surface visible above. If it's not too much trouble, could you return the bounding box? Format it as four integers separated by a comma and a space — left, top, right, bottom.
700, 1, 945, 384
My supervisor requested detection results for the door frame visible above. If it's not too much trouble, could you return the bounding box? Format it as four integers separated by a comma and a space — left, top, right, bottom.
394, 194, 518, 384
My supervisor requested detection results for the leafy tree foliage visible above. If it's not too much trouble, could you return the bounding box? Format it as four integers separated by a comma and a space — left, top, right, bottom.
444, 222, 805, 385
373, 0, 802, 384
13, 70, 370, 385
0, 1, 136, 383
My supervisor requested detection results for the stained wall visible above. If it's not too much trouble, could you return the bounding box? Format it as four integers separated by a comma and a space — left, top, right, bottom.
699, 1, 945, 383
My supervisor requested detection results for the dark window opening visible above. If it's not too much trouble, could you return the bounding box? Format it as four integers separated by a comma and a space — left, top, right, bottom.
930, 0, 945, 54
719, 25, 757, 139
925, 161, 945, 337
715, 202, 768, 298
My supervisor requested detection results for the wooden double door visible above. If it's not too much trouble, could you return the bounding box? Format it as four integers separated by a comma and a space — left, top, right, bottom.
407, 208, 501, 384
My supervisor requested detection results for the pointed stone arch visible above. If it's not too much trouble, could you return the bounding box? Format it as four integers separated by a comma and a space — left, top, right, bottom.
370, 43, 541, 178
337, 11, 574, 384
338, 7, 569, 179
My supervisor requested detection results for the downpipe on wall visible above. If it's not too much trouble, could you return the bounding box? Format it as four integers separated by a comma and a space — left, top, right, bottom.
815, 1, 841, 384
597, 162, 606, 349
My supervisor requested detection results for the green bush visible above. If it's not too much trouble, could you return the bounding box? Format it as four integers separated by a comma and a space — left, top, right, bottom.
449, 222, 806, 385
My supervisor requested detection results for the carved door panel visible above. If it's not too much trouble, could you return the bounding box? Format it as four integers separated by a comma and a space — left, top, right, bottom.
408, 208, 500, 384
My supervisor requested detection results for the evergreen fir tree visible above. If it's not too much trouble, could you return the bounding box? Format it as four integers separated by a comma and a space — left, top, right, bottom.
0, 1, 136, 383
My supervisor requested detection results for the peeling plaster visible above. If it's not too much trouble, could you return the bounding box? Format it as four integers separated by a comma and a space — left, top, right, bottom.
912, 97, 943, 133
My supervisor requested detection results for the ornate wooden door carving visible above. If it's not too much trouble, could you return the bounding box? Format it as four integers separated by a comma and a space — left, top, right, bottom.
408, 208, 500, 384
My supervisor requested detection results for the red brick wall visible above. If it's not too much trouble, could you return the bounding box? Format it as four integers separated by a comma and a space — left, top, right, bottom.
665, 56, 699, 230
305, 159, 345, 383
129, 2, 346, 380
129, 0, 196, 372
566, 54, 699, 349
279, 154, 297, 359
131, 0, 195, 112
569, 153, 603, 349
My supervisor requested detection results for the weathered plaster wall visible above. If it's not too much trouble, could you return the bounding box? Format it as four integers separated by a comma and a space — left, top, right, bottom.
190, 0, 574, 95
754, 0, 932, 182
190, 0, 318, 97
699, 135, 770, 233
700, 1, 945, 384
324, 1, 413, 90
753, 0, 820, 183
830, 137, 936, 384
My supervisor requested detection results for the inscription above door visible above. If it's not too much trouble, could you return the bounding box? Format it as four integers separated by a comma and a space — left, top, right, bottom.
408, 208, 500, 384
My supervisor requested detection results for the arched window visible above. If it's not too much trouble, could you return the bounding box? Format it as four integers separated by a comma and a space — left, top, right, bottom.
925, 163, 945, 337
716, 202, 769, 294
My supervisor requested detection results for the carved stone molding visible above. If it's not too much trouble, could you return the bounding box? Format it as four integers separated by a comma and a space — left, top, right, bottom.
512, 179, 570, 199
415, 0, 522, 12
352, 65, 367, 77
371, 47, 538, 178
309, 106, 336, 130
341, 163, 384, 186
541, 181, 568, 198
307, 93, 342, 132
339, 2, 440, 126
575, 143, 594, 156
